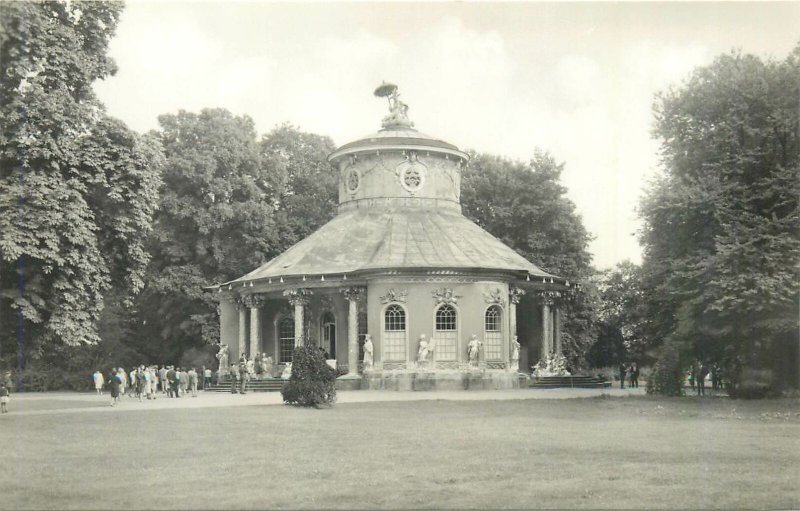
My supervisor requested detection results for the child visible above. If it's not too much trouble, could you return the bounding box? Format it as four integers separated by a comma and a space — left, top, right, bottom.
0, 383, 9, 413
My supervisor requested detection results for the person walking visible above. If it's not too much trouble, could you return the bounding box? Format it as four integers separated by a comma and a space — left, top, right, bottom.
697, 362, 709, 396
109, 368, 121, 407
180, 368, 189, 397
188, 368, 198, 397
203, 367, 212, 390
159, 365, 168, 394
0, 382, 10, 413
117, 368, 127, 397
174, 368, 183, 397
230, 363, 239, 394
166, 366, 177, 398
238, 360, 249, 394
631, 363, 639, 389
134, 366, 146, 402
93, 370, 105, 396
618, 362, 626, 389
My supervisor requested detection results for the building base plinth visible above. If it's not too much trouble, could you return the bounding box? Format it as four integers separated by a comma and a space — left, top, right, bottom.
355, 371, 520, 391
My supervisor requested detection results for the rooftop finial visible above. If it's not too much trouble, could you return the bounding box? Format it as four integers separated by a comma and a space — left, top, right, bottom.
374, 81, 414, 129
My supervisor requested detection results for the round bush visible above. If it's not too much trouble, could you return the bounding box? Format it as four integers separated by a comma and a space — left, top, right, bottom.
281, 345, 337, 407
646, 342, 684, 396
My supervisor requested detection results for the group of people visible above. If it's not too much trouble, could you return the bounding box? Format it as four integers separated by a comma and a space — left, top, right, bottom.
229, 352, 275, 381
618, 362, 640, 389
94, 365, 214, 406
688, 362, 723, 396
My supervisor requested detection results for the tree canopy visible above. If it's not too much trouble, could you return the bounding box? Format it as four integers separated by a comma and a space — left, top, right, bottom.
587, 261, 649, 367
0, 1, 162, 362
640, 44, 800, 391
462, 151, 597, 367
133, 113, 337, 364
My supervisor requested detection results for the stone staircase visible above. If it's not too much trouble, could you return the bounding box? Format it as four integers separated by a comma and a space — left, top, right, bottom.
204, 377, 286, 393
529, 375, 610, 389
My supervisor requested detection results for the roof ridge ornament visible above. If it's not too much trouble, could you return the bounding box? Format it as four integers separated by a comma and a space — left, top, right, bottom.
374, 81, 414, 130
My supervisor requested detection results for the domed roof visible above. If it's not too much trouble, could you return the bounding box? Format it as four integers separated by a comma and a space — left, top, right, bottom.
328, 126, 468, 162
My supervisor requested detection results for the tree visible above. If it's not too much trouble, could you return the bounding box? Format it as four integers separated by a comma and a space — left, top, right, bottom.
136, 115, 337, 363
461, 150, 597, 368
641, 44, 800, 393
0, 2, 162, 366
261, 124, 338, 249
588, 261, 651, 367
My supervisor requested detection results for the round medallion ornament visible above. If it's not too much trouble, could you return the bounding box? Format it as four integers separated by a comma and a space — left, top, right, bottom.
397, 153, 427, 194
345, 168, 361, 194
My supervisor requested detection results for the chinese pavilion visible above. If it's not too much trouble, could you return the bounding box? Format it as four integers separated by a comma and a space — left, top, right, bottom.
213, 84, 572, 390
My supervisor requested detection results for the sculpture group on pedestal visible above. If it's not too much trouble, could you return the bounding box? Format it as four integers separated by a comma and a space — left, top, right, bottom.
532, 352, 571, 377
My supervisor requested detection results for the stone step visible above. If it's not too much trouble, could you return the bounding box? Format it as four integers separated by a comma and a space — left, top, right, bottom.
529, 375, 610, 389
205, 379, 286, 393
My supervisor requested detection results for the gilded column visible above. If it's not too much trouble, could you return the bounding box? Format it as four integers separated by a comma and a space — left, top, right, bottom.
341, 287, 366, 376
236, 298, 247, 360
242, 294, 264, 358
554, 306, 562, 356
509, 287, 525, 370
541, 297, 553, 359
284, 289, 312, 347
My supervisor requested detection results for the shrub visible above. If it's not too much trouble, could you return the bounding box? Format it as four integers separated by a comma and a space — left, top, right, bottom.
729, 369, 776, 399
281, 345, 336, 407
646, 342, 684, 396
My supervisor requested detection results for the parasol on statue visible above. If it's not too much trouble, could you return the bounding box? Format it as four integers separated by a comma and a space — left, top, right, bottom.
374, 81, 398, 97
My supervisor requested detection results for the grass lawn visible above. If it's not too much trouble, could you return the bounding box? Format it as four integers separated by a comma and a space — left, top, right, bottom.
2, 395, 799, 509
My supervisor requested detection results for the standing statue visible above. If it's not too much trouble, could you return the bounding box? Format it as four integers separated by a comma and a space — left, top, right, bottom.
510, 336, 521, 371
467, 335, 482, 368
532, 352, 571, 377
261, 353, 272, 377
216, 344, 230, 375
362, 334, 374, 370
417, 334, 433, 367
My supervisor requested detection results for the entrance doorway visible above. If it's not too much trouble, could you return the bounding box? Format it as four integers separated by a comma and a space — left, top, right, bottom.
321, 311, 336, 359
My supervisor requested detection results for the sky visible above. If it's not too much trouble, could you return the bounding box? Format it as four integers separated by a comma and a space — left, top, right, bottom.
93, 1, 800, 270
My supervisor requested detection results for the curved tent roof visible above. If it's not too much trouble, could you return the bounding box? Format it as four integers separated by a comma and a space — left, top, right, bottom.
226, 206, 555, 285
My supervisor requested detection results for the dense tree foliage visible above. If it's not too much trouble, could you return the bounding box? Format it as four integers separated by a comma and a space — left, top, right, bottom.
133, 113, 337, 364
587, 261, 650, 367
0, 2, 162, 367
462, 151, 597, 368
641, 45, 800, 393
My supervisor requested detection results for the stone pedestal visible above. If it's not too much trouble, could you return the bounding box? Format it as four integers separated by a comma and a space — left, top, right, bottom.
335, 373, 363, 391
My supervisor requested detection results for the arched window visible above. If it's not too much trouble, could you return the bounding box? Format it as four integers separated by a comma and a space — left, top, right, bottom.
278, 316, 295, 363
321, 311, 336, 359
435, 304, 458, 361
383, 305, 407, 361
484, 305, 503, 360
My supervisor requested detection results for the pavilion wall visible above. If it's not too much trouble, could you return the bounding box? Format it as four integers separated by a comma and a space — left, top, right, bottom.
366, 280, 511, 367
